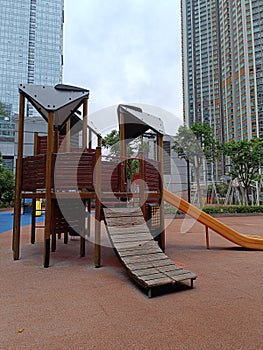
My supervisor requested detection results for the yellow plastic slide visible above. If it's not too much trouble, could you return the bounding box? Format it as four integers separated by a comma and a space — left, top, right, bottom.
163, 189, 263, 250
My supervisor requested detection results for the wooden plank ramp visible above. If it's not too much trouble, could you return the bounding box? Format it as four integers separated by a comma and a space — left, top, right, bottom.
103, 207, 197, 297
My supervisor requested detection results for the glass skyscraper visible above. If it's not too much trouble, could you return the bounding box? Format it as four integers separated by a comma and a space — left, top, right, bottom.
0, 0, 64, 169
0, 0, 64, 117
181, 0, 263, 142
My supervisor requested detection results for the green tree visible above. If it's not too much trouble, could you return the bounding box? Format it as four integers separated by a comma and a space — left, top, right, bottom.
102, 129, 150, 180
0, 102, 8, 117
223, 138, 263, 205
101, 129, 121, 156
172, 123, 220, 207
0, 152, 14, 207
102, 129, 149, 157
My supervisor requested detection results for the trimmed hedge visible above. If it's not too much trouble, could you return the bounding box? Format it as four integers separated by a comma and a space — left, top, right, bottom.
202, 205, 263, 214
164, 203, 263, 215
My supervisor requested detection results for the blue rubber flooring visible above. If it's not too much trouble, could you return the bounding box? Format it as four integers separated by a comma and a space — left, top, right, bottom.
0, 212, 44, 234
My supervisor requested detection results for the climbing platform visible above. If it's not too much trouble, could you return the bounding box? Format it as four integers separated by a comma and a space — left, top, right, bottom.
103, 207, 197, 297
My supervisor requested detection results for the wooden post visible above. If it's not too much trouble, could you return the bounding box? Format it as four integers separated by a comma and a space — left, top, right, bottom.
205, 226, 210, 249
13, 93, 25, 259
80, 220, 86, 258
34, 132, 39, 155
94, 146, 101, 267
88, 128, 92, 149
79, 99, 88, 256
139, 155, 146, 217
82, 98, 88, 149
87, 199, 91, 238
53, 127, 59, 153
31, 198, 36, 244
51, 201, 57, 252
80, 198, 86, 258
51, 128, 59, 252
97, 135, 102, 148
66, 119, 71, 152
52, 126, 58, 248
44, 111, 54, 267
157, 133, 165, 252
119, 112, 126, 194
31, 133, 38, 244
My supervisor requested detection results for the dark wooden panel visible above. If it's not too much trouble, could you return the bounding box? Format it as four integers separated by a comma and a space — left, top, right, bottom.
22, 154, 47, 191
54, 150, 96, 191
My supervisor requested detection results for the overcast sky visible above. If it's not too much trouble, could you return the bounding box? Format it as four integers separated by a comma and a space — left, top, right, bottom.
63, 0, 182, 135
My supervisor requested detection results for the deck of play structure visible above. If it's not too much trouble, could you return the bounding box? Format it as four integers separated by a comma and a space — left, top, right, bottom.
12, 84, 263, 297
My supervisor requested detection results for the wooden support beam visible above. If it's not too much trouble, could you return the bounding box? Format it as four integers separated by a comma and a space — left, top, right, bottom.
157, 133, 165, 252
97, 135, 102, 148
66, 119, 71, 152
139, 155, 146, 218
31, 134, 38, 245
34, 132, 39, 155
94, 146, 101, 267
119, 112, 126, 193
53, 127, 59, 153
64, 233, 68, 244
88, 128, 92, 149
43, 111, 54, 267
205, 226, 210, 249
51, 231, 57, 252
80, 236, 85, 257
87, 200, 91, 238
31, 198, 36, 244
82, 98, 88, 149
80, 198, 86, 257
13, 93, 25, 259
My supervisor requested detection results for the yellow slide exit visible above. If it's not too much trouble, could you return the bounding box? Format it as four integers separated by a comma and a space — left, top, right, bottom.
163, 189, 263, 251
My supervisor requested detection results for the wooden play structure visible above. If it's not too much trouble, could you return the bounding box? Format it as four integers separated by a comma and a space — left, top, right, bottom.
12, 84, 197, 296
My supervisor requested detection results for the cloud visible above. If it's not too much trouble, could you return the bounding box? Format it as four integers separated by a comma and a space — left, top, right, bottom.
63, 0, 183, 132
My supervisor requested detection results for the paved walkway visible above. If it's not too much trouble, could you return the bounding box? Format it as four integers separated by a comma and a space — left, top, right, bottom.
0, 215, 262, 349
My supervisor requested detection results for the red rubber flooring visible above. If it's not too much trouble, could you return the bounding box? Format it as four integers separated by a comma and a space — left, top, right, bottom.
0, 215, 262, 349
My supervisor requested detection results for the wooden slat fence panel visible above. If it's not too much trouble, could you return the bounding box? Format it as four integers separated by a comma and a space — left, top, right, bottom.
22, 154, 47, 191
54, 150, 96, 191
144, 159, 161, 191
101, 161, 120, 192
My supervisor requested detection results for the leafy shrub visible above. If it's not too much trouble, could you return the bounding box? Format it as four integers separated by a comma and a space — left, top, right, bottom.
0, 152, 14, 208
202, 205, 263, 214
164, 203, 263, 215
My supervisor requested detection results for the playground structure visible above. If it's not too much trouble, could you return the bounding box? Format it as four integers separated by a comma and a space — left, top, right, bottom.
12, 83, 263, 296
12, 84, 197, 295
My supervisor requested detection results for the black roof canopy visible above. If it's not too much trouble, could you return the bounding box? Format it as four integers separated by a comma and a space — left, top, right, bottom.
117, 104, 165, 139
18, 84, 90, 128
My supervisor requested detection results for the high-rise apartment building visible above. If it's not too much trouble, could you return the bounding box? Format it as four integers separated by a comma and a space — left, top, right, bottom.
0, 0, 64, 169
181, 0, 263, 143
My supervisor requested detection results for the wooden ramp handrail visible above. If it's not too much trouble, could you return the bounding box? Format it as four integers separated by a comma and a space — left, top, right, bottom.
103, 207, 196, 297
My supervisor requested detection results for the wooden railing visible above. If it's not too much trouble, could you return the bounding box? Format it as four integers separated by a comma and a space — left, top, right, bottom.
21, 151, 161, 195
101, 160, 121, 192
54, 150, 96, 191
22, 154, 47, 191
144, 159, 161, 191
37, 135, 66, 154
